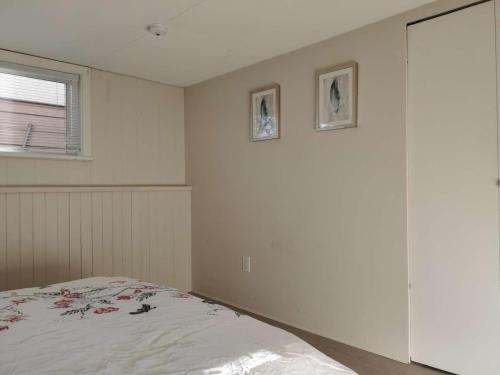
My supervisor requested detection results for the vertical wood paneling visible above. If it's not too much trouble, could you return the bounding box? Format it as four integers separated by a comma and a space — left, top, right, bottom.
80, 192, 92, 278
102, 192, 113, 276
33, 193, 46, 286
112, 192, 123, 276
69, 193, 81, 280
19, 193, 33, 288
45, 193, 58, 285
0, 188, 191, 291
122, 192, 132, 277
174, 192, 191, 292
149, 191, 174, 285
149, 192, 161, 284
141, 193, 151, 281
0, 193, 7, 290
131, 192, 140, 279
131, 192, 148, 279
57, 193, 70, 282
162, 193, 175, 287
6, 193, 20, 290
91, 193, 103, 276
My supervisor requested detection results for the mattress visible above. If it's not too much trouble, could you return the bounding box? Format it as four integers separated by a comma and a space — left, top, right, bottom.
0, 277, 356, 374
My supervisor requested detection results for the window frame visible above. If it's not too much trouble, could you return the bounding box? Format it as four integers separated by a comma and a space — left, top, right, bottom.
0, 49, 92, 161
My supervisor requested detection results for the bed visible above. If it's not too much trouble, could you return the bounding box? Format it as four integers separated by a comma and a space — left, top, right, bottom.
0, 277, 356, 374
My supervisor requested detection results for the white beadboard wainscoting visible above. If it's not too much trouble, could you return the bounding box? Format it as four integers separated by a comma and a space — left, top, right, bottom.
0, 185, 191, 292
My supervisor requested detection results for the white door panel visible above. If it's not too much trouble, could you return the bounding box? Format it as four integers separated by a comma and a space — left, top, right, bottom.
408, 2, 500, 374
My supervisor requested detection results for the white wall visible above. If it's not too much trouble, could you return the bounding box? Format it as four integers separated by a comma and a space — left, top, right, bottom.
0, 69, 185, 185
185, 0, 479, 363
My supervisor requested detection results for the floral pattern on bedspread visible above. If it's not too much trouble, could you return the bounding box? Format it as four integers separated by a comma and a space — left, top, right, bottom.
1, 277, 356, 375
0, 278, 231, 332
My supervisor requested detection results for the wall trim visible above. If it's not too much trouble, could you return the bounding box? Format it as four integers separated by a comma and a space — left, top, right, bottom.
407, 0, 491, 26
0, 185, 192, 193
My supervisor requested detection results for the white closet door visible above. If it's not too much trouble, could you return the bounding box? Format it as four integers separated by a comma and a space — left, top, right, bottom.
408, 2, 500, 374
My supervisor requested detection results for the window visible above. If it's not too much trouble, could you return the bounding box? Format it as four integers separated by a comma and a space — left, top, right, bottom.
0, 51, 91, 159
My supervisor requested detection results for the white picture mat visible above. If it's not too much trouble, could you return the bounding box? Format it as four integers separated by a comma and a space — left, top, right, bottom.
318, 66, 353, 129
252, 87, 278, 140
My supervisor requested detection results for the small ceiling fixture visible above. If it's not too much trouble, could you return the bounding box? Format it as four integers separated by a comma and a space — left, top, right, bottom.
147, 23, 167, 37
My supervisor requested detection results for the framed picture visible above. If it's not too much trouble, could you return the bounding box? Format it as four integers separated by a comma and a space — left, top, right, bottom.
250, 84, 280, 141
316, 61, 358, 131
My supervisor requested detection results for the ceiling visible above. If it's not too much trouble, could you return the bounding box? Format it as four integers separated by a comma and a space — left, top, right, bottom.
0, 0, 434, 87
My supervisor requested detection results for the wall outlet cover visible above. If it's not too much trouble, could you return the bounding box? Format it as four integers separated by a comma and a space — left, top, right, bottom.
242, 256, 251, 272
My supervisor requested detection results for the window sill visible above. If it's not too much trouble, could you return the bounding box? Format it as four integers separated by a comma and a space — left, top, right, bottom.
0, 151, 93, 161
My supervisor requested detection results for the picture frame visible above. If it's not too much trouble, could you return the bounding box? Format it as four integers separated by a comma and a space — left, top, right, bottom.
315, 61, 358, 131
250, 84, 280, 141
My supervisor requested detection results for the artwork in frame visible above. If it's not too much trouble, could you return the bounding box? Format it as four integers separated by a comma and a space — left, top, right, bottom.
250, 84, 280, 141
316, 61, 358, 131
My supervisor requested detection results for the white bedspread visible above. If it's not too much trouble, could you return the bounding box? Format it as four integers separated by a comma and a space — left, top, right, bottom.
0, 277, 356, 374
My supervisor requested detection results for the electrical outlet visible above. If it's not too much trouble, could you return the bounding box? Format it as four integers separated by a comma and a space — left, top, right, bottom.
242, 256, 251, 273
